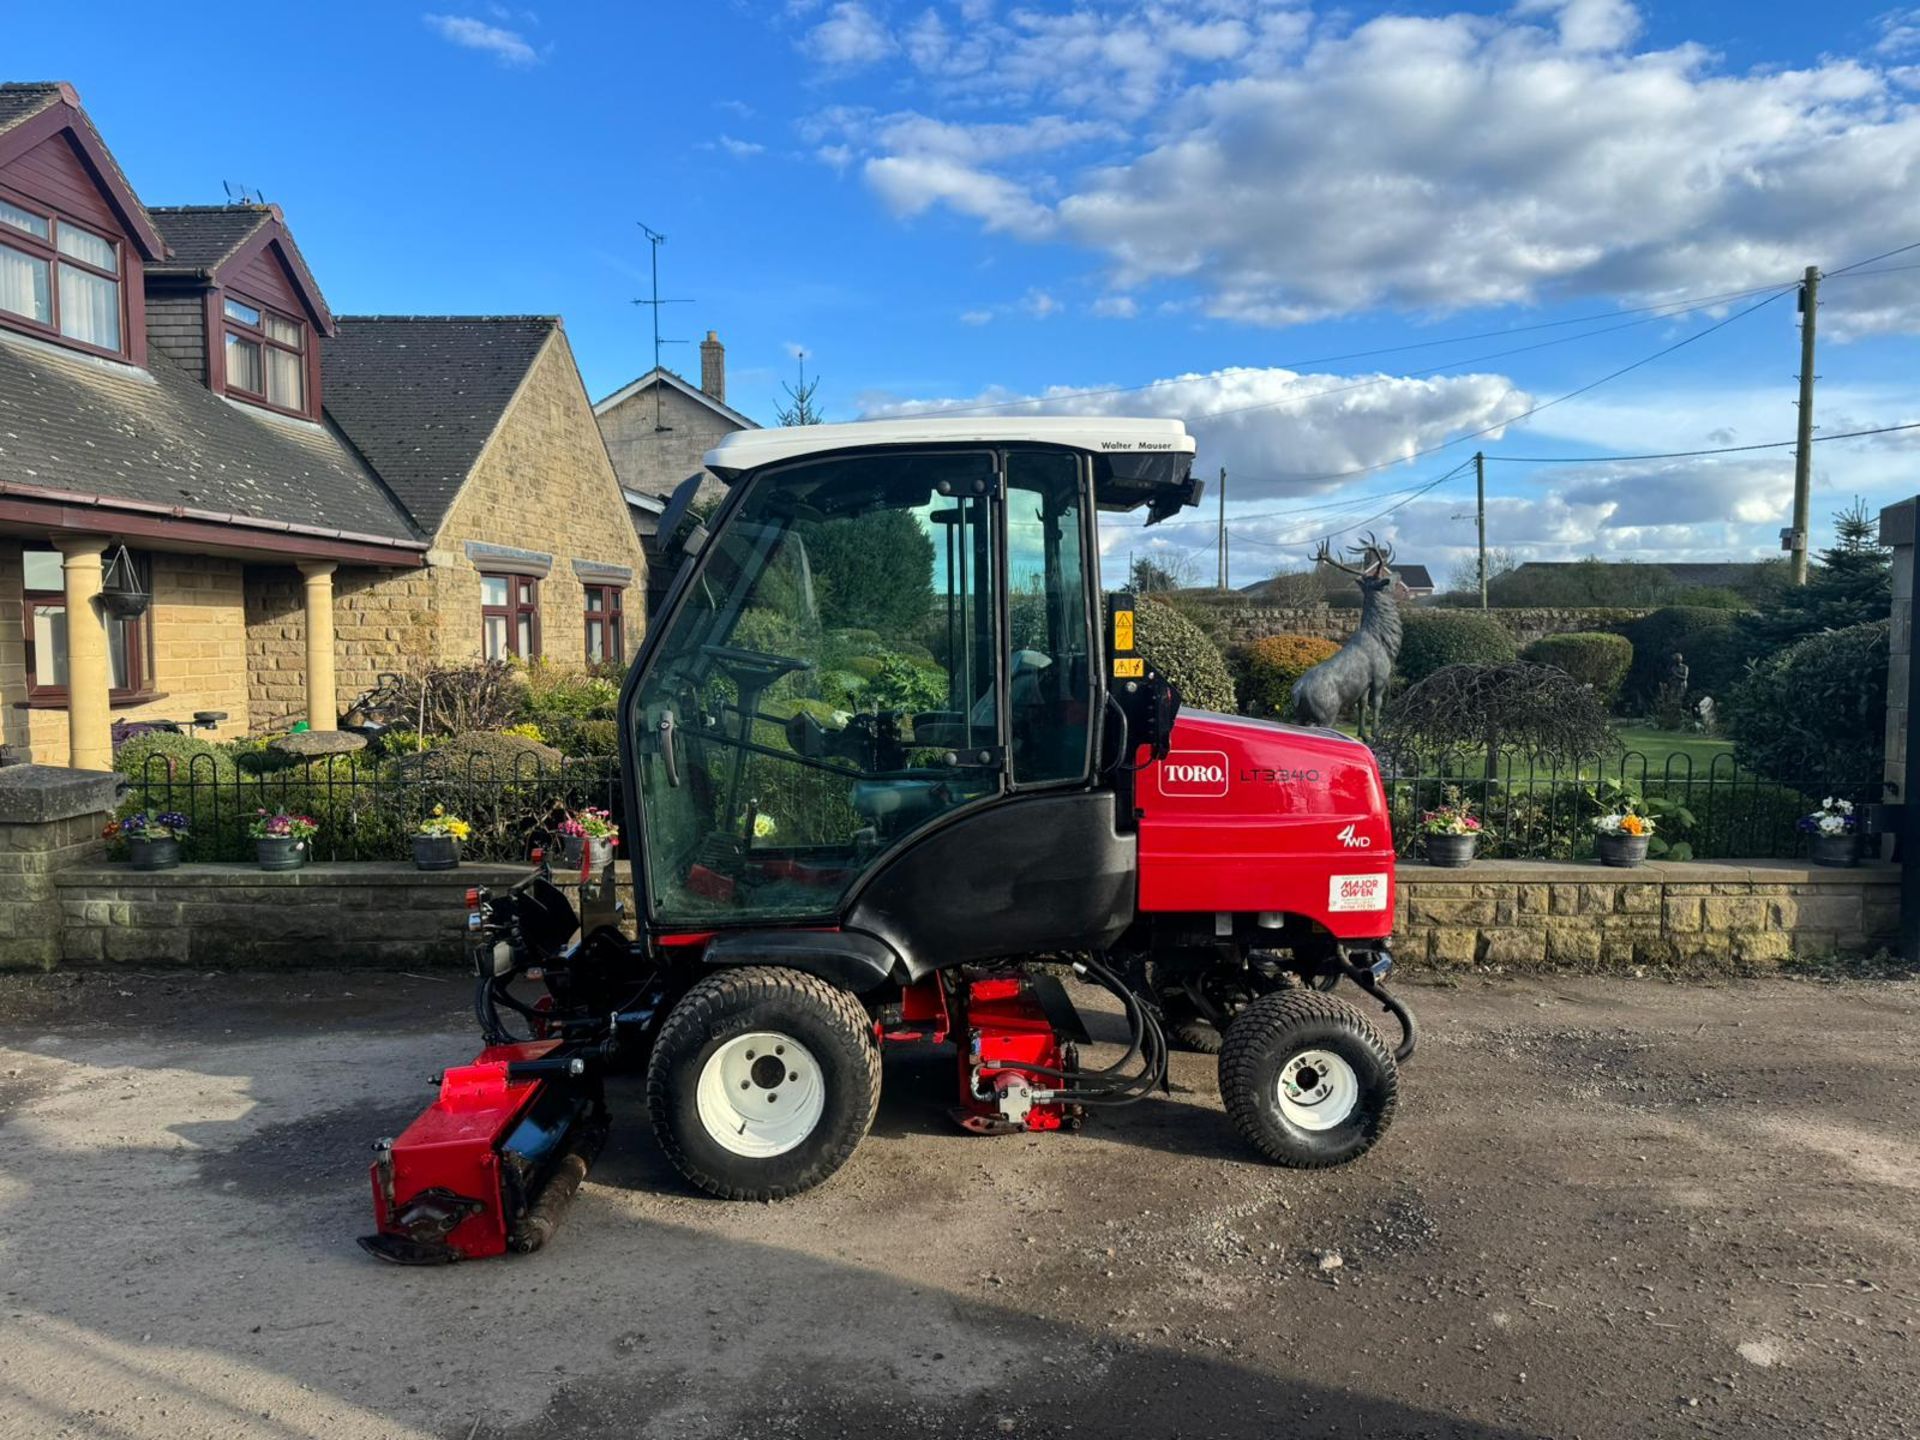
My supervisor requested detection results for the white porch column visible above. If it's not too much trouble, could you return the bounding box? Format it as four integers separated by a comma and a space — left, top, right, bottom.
297, 562, 338, 731
52, 534, 112, 771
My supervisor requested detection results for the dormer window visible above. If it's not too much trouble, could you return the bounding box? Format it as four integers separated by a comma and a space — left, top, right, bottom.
0, 193, 123, 354
223, 293, 306, 413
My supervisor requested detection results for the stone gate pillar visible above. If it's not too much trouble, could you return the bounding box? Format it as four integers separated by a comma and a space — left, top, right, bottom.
0, 765, 121, 970
1879, 499, 1917, 956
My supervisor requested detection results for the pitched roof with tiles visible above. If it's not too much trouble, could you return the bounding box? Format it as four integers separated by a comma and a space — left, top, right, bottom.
322, 316, 559, 534
145, 204, 273, 274
0, 328, 420, 546
0, 82, 62, 135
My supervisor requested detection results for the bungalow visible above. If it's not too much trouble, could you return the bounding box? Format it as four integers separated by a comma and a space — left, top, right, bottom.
0, 83, 644, 768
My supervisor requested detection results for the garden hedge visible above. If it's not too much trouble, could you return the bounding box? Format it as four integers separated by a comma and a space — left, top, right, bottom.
1725, 620, 1887, 790
1395, 611, 1516, 684
1614, 607, 1753, 707
1231, 633, 1339, 717
1520, 632, 1634, 708
1133, 599, 1237, 713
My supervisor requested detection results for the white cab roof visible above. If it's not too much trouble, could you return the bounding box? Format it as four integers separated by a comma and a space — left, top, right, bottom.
704, 416, 1193, 477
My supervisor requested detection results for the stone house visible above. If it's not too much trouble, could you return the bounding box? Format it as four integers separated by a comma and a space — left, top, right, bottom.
0, 82, 644, 769
593, 332, 756, 613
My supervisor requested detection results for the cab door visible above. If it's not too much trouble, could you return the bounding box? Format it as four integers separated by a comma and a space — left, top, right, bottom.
627, 449, 1004, 927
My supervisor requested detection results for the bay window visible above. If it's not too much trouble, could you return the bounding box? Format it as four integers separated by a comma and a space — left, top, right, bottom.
223, 294, 307, 413
0, 194, 123, 354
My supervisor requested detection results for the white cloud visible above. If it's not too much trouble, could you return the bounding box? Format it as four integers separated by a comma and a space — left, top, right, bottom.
810, 1, 1920, 335
715, 135, 766, 158
422, 12, 539, 64
860, 364, 1530, 502
1022, 289, 1061, 318
1091, 294, 1139, 318
803, 2, 895, 67
959, 308, 995, 325
864, 154, 1056, 238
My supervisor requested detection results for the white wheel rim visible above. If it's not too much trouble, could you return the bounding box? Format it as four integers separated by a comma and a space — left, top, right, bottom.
695, 1031, 825, 1158
1275, 1048, 1360, 1131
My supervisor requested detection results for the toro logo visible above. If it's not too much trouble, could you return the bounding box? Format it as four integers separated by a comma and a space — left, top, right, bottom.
1157, 750, 1229, 798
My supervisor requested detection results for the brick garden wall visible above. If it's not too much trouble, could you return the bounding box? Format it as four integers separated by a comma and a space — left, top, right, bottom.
1395, 859, 1899, 970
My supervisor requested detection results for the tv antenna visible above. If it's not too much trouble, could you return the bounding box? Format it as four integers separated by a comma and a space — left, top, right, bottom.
223, 180, 267, 205
632, 222, 694, 432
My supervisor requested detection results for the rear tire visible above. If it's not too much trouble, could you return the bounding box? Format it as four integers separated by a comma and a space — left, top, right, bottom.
647, 967, 881, 1200
1218, 990, 1397, 1168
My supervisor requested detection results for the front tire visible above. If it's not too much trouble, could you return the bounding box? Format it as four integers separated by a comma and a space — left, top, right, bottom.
1218, 990, 1397, 1168
647, 967, 881, 1200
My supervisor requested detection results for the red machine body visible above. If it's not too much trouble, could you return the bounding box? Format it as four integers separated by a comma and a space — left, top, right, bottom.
1134, 711, 1395, 939
366, 1040, 566, 1263
951, 975, 1082, 1135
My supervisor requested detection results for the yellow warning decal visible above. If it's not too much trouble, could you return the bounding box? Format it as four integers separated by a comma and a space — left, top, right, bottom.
1113, 609, 1135, 651
1113, 657, 1145, 678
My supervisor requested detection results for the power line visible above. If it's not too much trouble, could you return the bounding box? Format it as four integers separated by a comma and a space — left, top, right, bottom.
1479, 419, 1920, 465
1825, 239, 1920, 276
1207, 283, 1796, 496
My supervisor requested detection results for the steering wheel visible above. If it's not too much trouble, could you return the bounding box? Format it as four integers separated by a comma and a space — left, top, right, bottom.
701, 644, 815, 683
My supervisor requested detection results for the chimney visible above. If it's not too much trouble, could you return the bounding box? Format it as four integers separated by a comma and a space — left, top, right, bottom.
699, 330, 726, 404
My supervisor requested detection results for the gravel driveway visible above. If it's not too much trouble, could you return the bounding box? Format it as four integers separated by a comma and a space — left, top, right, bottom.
1, 969, 1916, 1440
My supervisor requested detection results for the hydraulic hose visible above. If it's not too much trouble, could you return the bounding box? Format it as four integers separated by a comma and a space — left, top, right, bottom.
977, 954, 1168, 1106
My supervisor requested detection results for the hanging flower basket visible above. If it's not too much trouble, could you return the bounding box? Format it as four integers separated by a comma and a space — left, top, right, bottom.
99, 544, 150, 620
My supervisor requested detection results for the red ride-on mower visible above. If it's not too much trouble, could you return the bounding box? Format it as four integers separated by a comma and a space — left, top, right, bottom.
361, 418, 1417, 1264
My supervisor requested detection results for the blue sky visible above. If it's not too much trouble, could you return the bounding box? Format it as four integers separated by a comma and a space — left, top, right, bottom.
12, 1, 1920, 583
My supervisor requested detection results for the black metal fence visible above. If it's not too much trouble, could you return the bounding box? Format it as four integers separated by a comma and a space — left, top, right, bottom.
117, 745, 1864, 866
122, 751, 622, 863
1381, 748, 1874, 862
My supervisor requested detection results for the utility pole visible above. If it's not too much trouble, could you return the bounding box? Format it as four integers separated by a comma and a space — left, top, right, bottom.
1789, 264, 1819, 585
1475, 450, 1488, 610
1216, 465, 1227, 591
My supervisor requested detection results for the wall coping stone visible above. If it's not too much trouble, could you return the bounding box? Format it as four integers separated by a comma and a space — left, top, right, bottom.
0, 765, 125, 824
1396, 858, 1898, 886
53, 861, 624, 889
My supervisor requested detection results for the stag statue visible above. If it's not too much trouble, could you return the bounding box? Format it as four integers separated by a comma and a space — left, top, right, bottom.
1290, 534, 1402, 738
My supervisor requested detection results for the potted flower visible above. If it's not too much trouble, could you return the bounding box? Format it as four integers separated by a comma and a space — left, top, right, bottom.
1592, 807, 1655, 868
413, 806, 470, 871
107, 810, 191, 871
557, 806, 619, 871
1418, 788, 1483, 868
1799, 797, 1860, 868
250, 809, 318, 871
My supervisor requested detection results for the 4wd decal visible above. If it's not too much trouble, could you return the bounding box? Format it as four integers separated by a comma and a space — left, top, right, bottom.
1337, 823, 1372, 848
1328, 873, 1387, 912
1157, 750, 1229, 797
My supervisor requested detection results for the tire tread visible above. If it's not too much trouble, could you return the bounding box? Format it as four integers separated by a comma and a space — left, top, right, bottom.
1218, 989, 1398, 1169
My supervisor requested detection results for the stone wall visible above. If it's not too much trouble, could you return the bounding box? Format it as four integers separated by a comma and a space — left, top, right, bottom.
1395, 859, 1898, 970
51, 861, 533, 968
1180, 599, 1654, 649
0, 542, 251, 765
244, 564, 440, 733
0, 766, 121, 971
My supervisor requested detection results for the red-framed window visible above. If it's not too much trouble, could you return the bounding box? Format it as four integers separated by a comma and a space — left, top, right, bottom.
0, 191, 125, 357
22, 546, 152, 705
584, 583, 624, 664
481, 573, 541, 660
222, 292, 308, 415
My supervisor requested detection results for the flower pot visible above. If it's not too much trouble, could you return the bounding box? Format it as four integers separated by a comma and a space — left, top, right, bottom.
1810, 833, 1860, 868
412, 834, 462, 871
1423, 833, 1478, 869
256, 836, 307, 871
127, 836, 181, 871
561, 835, 614, 872
1595, 832, 1650, 868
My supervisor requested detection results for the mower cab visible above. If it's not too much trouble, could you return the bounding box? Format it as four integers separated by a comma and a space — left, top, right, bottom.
363, 417, 1415, 1263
